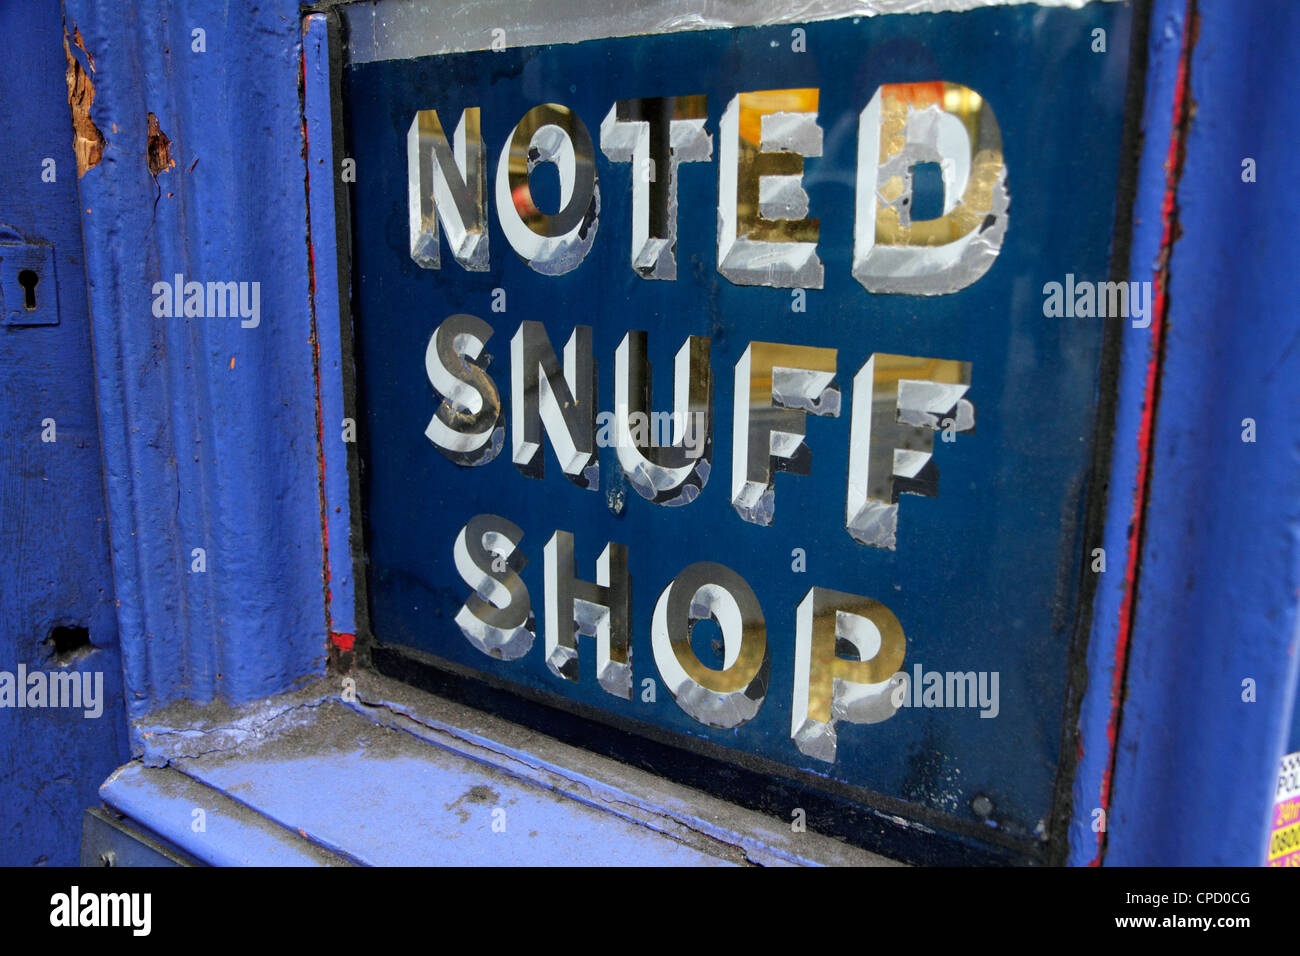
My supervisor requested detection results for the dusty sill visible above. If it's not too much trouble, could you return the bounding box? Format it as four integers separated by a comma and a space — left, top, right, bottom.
102, 671, 901, 866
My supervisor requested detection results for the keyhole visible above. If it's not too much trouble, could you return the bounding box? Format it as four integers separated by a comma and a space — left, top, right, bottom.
17, 270, 38, 310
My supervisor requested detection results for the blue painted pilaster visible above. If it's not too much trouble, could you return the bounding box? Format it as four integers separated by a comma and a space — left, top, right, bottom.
64, 0, 329, 727
1103, 0, 1300, 865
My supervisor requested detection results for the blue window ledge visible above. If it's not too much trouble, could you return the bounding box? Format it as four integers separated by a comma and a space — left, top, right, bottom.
99, 673, 899, 866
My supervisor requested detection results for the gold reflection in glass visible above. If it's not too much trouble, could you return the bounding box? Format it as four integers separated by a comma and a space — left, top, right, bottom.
803, 590, 905, 726
745, 341, 838, 406
734, 89, 820, 244
872, 353, 971, 389
505, 104, 597, 237
873, 82, 1004, 248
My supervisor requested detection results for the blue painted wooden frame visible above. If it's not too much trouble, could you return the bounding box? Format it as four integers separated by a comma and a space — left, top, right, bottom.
1068, 0, 1190, 867
304, 11, 363, 655
0, 1, 132, 867
1086, 0, 1300, 866
68, 0, 1300, 865
66, 0, 330, 731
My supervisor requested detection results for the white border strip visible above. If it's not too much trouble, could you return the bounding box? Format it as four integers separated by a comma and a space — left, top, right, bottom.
342, 0, 1114, 64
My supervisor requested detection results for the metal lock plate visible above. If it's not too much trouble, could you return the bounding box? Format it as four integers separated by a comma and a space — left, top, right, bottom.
0, 226, 59, 326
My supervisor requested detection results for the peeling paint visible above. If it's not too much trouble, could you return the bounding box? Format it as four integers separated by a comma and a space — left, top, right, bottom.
146, 112, 175, 177
63, 24, 104, 177
71, 25, 95, 72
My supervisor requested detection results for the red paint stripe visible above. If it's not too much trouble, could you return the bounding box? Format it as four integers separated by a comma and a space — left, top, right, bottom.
1088, 2, 1197, 866
331, 632, 356, 653
301, 39, 336, 649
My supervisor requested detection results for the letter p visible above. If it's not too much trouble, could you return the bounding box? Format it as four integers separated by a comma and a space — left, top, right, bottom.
792, 587, 905, 762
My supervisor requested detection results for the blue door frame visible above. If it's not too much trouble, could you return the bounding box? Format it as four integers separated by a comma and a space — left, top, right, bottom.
1073, 0, 1300, 866
1, 0, 1295, 865
0, 0, 131, 867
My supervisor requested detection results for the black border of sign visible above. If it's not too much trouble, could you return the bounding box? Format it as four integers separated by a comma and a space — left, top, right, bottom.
1044, 0, 1153, 866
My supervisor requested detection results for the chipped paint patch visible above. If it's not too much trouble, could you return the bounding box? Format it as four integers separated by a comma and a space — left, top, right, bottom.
146, 112, 175, 177
63, 23, 104, 177
71, 24, 95, 72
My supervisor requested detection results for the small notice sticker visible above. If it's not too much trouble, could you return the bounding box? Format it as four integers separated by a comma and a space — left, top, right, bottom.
1268, 751, 1300, 866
